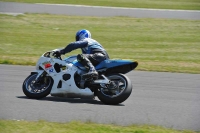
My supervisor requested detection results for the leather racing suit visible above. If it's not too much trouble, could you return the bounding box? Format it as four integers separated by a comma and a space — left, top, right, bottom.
59, 38, 109, 79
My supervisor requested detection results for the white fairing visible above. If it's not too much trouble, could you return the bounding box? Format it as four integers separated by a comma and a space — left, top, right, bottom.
35, 51, 94, 99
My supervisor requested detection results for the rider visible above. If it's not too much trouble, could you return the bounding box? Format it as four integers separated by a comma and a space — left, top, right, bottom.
53, 29, 109, 79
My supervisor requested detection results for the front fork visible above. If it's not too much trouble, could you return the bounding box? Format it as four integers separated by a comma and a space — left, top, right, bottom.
34, 70, 47, 84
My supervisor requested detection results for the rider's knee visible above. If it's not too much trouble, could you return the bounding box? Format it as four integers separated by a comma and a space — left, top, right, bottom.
77, 54, 85, 62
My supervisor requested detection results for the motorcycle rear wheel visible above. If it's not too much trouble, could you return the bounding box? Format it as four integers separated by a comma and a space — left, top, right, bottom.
96, 73, 132, 105
22, 73, 53, 99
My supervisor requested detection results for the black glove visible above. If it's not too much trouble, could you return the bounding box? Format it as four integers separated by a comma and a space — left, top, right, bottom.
53, 51, 61, 58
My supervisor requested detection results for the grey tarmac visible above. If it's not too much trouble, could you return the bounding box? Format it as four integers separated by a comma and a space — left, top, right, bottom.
0, 1, 200, 131
0, 65, 199, 131
0, 1, 200, 20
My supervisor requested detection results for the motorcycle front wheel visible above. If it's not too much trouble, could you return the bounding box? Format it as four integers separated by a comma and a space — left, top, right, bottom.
22, 73, 53, 99
96, 73, 132, 105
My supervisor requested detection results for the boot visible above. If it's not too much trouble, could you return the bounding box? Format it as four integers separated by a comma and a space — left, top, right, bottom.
77, 54, 98, 79
82, 63, 98, 79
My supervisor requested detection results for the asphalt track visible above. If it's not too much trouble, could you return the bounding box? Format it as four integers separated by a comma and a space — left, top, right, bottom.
0, 65, 200, 131
0, 1, 200, 20
0, 1, 200, 131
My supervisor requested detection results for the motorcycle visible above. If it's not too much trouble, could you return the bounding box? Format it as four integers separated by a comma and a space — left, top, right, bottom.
22, 49, 138, 105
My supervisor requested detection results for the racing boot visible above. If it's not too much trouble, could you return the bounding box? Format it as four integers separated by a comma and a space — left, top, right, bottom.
77, 54, 98, 79
82, 63, 98, 79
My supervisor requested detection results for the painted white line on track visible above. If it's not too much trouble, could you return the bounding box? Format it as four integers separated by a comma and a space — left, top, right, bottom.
36, 3, 200, 13
0, 12, 24, 16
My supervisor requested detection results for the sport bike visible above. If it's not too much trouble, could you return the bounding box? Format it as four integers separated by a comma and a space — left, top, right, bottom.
22, 49, 138, 105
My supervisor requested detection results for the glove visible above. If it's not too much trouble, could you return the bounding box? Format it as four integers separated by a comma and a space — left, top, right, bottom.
53, 50, 61, 58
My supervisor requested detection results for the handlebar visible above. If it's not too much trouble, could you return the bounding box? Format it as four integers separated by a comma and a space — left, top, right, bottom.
43, 51, 62, 60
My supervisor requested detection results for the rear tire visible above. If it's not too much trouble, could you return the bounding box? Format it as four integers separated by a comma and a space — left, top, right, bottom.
96, 73, 132, 105
22, 73, 53, 99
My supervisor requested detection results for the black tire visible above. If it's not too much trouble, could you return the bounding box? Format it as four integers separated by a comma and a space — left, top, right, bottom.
96, 73, 132, 105
22, 73, 53, 99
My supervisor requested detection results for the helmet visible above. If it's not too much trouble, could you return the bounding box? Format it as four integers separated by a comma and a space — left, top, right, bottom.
75, 29, 91, 41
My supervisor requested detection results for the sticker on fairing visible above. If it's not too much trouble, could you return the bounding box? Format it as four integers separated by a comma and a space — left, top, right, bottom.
43, 61, 54, 72
44, 63, 52, 69
42, 61, 51, 65
49, 68, 54, 73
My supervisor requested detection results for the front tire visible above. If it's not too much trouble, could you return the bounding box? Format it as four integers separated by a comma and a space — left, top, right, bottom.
22, 73, 53, 99
96, 73, 132, 105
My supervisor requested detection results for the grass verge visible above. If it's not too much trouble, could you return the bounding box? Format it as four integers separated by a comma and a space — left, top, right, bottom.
0, 120, 198, 133
1, 0, 200, 10
0, 14, 200, 73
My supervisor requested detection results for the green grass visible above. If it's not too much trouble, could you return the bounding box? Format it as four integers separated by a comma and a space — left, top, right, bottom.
0, 120, 198, 133
0, 14, 200, 73
1, 0, 200, 10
